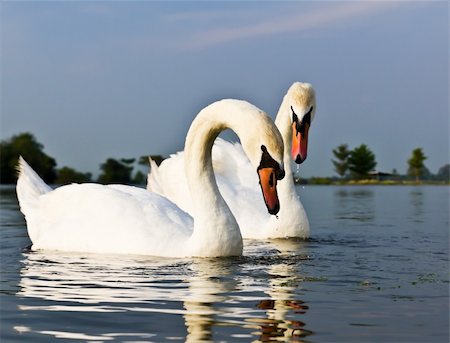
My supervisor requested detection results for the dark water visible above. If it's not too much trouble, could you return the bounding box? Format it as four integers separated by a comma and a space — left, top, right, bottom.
1, 185, 449, 342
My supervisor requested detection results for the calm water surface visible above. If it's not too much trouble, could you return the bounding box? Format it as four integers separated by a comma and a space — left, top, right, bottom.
1, 185, 449, 342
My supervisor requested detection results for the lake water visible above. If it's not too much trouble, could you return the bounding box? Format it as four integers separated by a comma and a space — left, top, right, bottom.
0, 185, 449, 342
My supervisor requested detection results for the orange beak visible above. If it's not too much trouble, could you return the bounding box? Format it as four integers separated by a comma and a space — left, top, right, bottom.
258, 167, 280, 215
291, 121, 309, 164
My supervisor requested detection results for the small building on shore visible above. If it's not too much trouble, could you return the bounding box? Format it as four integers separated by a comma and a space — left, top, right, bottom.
368, 170, 394, 181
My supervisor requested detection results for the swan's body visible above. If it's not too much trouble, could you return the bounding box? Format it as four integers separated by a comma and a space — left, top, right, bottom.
148, 82, 316, 239
16, 99, 284, 257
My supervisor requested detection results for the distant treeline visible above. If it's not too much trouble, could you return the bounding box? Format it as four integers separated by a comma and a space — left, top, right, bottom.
1, 133, 448, 185
293, 143, 449, 185
0, 132, 162, 185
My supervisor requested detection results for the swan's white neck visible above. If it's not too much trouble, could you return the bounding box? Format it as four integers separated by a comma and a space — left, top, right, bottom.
185, 100, 278, 256
274, 95, 296, 189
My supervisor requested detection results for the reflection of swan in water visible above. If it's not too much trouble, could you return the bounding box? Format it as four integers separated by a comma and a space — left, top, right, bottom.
248, 239, 314, 340
18, 252, 190, 306
16, 243, 313, 341
16, 251, 238, 341
17, 252, 194, 340
183, 259, 237, 342
184, 243, 314, 342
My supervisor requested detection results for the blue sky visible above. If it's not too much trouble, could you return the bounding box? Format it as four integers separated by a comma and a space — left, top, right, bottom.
1, 1, 448, 177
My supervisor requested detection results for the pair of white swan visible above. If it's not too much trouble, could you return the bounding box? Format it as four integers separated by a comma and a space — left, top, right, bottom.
148, 82, 316, 239
17, 83, 315, 257
17, 99, 285, 257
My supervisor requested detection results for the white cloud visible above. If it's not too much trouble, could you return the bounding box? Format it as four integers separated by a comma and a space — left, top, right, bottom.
180, 1, 408, 50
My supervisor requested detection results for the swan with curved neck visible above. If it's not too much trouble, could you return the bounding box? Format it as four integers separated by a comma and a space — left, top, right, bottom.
148, 82, 316, 239
16, 99, 285, 257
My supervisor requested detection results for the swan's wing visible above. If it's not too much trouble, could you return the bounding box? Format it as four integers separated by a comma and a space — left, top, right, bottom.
29, 184, 192, 256
212, 138, 255, 188
107, 184, 192, 230
147, 151, 192, 214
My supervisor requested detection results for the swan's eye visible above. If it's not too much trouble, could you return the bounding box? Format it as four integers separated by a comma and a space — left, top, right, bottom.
291, 106, 299, 124
258, 147, 284, 181
276, 168, 285, 180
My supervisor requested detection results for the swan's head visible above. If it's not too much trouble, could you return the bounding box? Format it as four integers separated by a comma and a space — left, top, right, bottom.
285, 82, 316, 164
257, 145, 285, 215
234, 104, 285, 216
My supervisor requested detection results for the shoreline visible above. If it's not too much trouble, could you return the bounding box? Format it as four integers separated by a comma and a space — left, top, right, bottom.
295, 179, 450, 186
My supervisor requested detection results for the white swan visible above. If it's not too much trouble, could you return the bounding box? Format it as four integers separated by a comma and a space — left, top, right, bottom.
16, 99, 285, 257
148, 82, 316, 239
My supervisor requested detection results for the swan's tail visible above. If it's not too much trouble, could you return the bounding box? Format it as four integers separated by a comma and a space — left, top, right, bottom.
146, 157, 161, 193
16, 156, 52, 217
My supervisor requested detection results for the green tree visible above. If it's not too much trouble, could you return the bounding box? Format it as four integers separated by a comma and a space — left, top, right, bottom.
121, 158, 136, 166
332, 144, 350, 178
98, 158, 133, 184
407, 148, 427, 182
348, 144, 377, 179
56, 167, 92, 185
0, 132, 57, 184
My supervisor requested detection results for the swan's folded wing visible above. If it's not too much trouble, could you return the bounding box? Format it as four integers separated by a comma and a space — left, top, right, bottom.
212, 138, 256, 188
33, 184, 192, 256
107, 184, 193, 239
